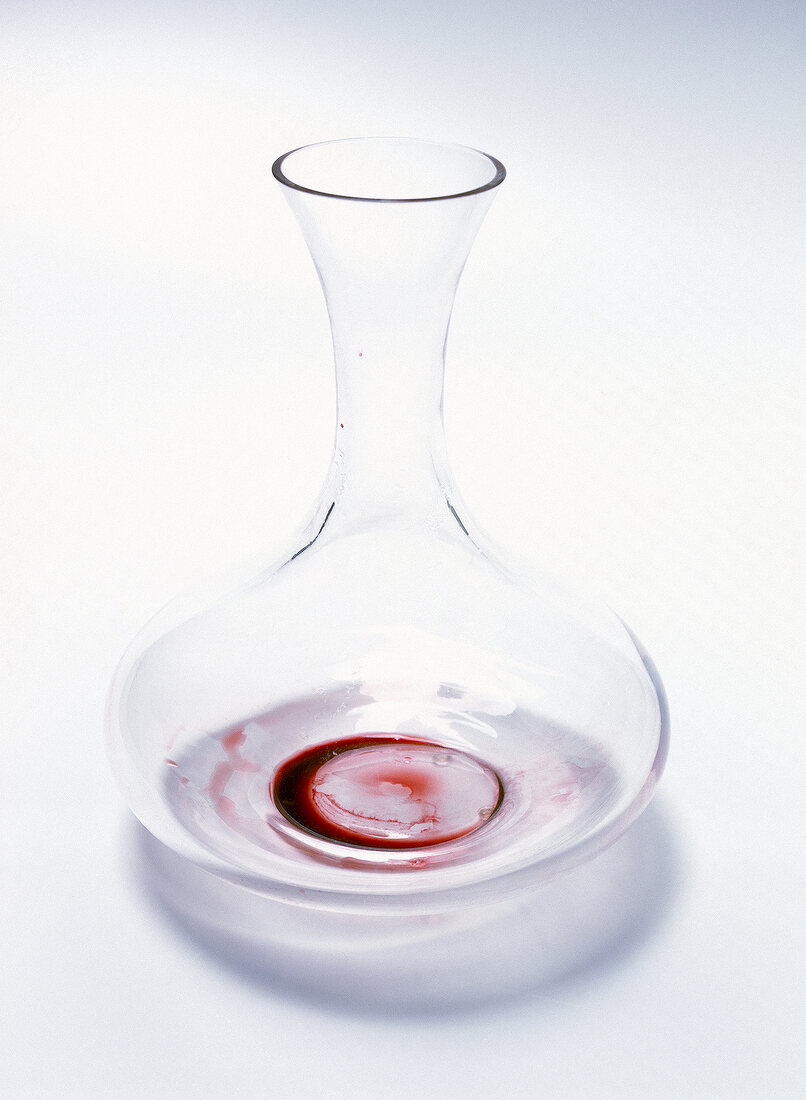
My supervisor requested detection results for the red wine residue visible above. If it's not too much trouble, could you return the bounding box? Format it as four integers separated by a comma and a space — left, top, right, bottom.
272, 735, 504, 849
207, 727, 260, 827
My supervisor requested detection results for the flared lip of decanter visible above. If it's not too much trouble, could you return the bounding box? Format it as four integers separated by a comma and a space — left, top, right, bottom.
271, 136, 506, 203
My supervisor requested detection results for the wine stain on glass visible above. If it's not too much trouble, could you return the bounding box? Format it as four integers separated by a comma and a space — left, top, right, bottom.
272, 736, 504, 849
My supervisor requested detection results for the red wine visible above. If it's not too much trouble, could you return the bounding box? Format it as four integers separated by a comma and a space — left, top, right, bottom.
272, 735, 504, 849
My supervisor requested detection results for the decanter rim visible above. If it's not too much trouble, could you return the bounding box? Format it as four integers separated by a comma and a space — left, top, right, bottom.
272, 136, 506, 204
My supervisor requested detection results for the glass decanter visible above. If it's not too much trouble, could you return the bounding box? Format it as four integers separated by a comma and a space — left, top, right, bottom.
107, 138, 668, 914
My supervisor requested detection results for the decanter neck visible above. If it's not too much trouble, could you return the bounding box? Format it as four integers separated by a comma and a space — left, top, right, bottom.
282, 185, 498, 512
330, 298, 449, 507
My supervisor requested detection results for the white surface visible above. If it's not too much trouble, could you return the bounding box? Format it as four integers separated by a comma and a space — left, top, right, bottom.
1, 3, 804, 1097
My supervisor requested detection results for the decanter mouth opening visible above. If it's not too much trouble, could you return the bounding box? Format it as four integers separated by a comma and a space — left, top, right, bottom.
272, 137, 506, 203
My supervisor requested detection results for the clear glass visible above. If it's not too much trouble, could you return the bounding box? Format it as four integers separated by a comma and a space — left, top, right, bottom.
107, 138, 668, 915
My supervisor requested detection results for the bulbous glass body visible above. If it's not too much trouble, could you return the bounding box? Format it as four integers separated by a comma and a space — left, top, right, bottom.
107, 139, 668, 915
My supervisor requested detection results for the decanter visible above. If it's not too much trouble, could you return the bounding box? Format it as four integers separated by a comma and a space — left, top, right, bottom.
107, 138, 668, 914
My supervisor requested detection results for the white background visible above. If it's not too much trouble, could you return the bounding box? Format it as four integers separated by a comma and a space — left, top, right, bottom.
1, 2, 804, 1097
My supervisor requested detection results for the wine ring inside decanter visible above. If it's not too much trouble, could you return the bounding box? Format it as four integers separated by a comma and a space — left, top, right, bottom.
272, 737, 504, 849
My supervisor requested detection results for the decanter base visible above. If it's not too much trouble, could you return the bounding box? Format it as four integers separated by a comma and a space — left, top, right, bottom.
163, 688, 622, 887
